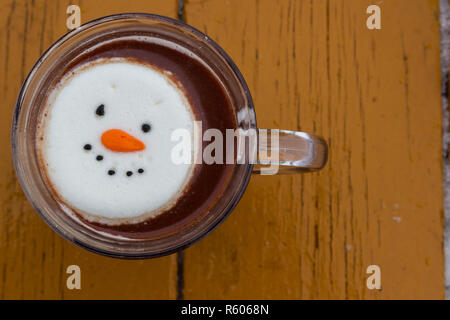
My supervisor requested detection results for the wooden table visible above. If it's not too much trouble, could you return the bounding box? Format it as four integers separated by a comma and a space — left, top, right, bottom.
0, 0, 444, 299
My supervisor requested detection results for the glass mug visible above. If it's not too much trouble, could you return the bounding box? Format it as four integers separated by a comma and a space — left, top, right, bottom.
11, 13, 327, 258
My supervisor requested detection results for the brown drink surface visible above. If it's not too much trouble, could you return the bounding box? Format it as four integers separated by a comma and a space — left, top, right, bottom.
39, 39, 236, 239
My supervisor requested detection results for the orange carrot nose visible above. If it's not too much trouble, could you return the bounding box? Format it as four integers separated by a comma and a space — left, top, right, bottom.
101, 129, 145, 152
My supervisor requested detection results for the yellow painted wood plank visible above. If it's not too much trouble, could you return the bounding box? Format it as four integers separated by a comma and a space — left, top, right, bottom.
183, 0, 444, 299
0, 0, 178, 299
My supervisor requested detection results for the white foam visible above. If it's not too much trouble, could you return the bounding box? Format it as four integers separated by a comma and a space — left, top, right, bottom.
38, 58, 196, 225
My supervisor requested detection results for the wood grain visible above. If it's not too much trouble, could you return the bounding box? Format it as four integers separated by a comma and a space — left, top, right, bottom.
182, 0, 444, 299
0, 0, 178, 300
0, 0, 444, 300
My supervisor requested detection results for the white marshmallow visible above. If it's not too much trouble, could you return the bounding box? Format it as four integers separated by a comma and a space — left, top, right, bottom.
38, 58, 196, 225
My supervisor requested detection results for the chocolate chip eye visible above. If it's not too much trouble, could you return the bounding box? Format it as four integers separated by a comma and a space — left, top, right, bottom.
83, 144, 92, 150
141, 123, 151, 133
96, 104, 105, 116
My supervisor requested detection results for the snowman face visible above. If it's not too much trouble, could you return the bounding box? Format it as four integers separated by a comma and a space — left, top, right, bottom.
38, 58, 195, 225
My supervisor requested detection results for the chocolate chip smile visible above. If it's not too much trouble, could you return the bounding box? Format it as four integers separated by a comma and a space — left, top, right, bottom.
83, 143, 144, 177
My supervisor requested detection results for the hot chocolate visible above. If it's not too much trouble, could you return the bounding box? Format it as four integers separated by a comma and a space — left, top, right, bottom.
37, 39, 237, 239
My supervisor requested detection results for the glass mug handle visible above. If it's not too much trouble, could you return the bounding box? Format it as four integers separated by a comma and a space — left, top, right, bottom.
253, 129, 328, 175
